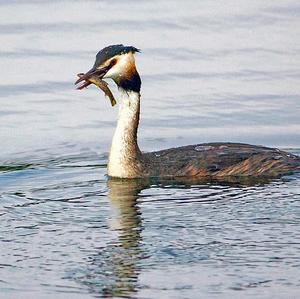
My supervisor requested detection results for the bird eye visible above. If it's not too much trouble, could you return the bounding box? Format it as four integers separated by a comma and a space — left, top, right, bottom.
109, 58, 117, 67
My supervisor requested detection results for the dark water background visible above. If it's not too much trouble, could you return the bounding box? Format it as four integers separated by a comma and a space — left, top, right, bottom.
1, 1, 300, 298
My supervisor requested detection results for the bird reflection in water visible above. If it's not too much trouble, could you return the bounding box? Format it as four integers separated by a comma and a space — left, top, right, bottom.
104, 178, 147, 298
71, 176, 273, 297
74, 178, 148, 298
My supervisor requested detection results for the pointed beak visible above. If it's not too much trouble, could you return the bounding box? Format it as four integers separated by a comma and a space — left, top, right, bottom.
75, 65, 110, 90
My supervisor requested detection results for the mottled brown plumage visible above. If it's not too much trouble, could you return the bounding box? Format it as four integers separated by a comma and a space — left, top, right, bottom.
140, 143, 300, 179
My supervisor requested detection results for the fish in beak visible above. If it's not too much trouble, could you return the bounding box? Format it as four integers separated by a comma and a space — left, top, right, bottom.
75, 64, 111, 90
75, 65, 117, 107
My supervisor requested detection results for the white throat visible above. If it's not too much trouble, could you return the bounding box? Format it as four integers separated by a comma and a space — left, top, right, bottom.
107, 89, 141, 178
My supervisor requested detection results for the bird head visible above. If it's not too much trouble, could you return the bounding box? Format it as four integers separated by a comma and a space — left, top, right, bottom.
75, 44, 141, 93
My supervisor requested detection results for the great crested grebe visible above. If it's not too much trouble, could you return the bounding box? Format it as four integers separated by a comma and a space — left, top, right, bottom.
75, 44, 300, 179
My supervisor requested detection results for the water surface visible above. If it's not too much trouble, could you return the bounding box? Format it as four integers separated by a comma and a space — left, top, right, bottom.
1, 1, 300, 298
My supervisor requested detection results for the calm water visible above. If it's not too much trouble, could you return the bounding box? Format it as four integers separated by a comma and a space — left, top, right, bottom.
1, 1, 300, 298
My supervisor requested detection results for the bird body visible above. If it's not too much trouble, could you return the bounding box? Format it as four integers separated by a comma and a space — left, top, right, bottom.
75, 45, 300, 179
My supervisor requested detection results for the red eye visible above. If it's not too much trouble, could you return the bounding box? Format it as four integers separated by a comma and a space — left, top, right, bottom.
110, 59, 117, 66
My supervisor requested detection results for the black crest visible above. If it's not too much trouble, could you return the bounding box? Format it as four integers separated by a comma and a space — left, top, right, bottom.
93, 44, 140, 68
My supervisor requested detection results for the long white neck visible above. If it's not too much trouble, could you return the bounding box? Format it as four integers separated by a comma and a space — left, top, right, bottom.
108, 89, 142, 178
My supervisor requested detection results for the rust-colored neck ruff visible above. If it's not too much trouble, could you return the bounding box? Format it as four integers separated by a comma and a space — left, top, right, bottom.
107, 89, 142, 178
